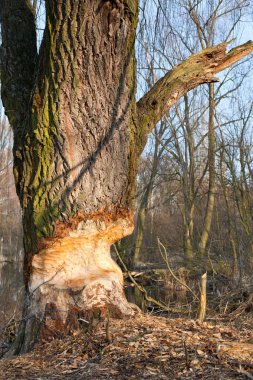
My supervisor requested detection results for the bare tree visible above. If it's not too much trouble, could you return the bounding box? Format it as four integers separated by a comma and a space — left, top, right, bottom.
136, 0, 253, 267
0, 0, 252, 354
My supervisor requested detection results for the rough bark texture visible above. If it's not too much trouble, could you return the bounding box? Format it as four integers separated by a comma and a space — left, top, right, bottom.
1, 0, 140, 354
137, 41, 253, 139
0, 0, 37, 130
17, 0, 139, 243
0, 0, 253, 354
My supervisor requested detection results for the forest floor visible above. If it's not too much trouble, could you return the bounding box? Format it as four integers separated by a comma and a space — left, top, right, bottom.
0, 312, 253, 380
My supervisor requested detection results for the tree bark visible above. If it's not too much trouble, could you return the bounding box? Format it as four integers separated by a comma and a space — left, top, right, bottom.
182, 94, 195, 265
2, 0, 140, 354
132, 132, 160, 266
1, 0, 252, 353
198, 83, 216, 262
219, 144, 240, 284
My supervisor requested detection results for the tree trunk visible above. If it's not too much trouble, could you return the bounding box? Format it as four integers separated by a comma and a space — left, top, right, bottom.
2, 0, 140, 354
197, 272, 207, 322
1, 0, 252, 354
132, 134, 160, 266
198, 83, 215, 263
219, 145, 240, 285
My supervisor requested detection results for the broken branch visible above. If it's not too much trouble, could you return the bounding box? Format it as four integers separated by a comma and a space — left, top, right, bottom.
137, 41, 253, 146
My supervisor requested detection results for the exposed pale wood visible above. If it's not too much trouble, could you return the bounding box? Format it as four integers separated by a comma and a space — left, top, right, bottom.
197, 272, 207, 322
218, 341, 253, 362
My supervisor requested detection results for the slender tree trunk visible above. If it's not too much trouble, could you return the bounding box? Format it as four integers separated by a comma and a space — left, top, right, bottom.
132, 136, 159, 266
181, 94, 195, 266
184, 206, 195, 265
230, 146, 253, 270
219, 146, 240, 284
133, 206, 145, 265
197, 272, 207, 322
198, 83, 216, 263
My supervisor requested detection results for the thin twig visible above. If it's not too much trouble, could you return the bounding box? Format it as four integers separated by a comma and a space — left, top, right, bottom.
157, 238, 199, 301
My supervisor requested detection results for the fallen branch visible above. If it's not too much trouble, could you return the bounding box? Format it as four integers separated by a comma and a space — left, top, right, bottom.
113, 244, 186, 314
230, 293, 253, 320
157, 238, 199, 301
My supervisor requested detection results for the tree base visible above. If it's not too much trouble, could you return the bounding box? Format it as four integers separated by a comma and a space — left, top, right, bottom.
9, 217, 138, 355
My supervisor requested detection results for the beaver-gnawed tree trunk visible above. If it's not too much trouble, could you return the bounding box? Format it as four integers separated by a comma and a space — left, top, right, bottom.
0, 0, 252, 354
